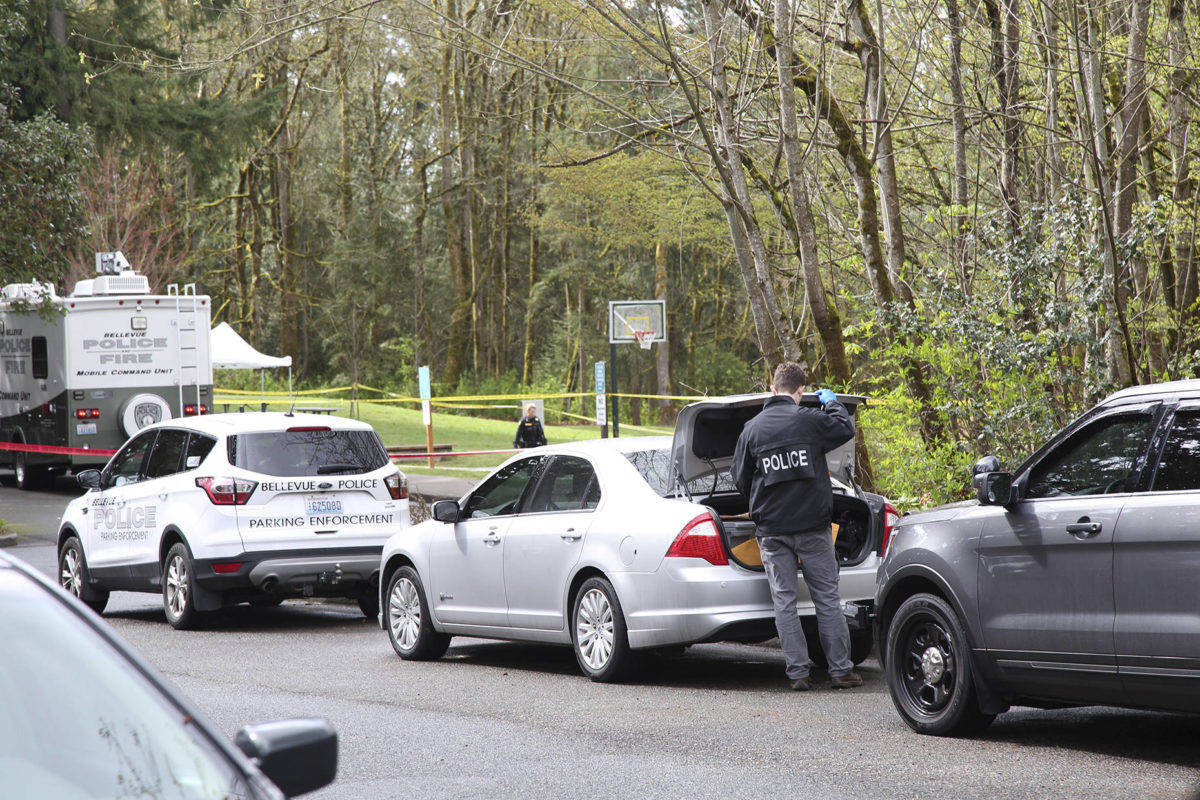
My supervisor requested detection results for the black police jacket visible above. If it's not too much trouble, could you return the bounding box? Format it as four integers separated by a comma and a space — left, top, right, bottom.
729, 395, 855, 536
514, 417, 547, 448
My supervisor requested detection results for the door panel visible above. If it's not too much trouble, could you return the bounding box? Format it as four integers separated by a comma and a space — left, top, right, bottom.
1114, 406, 1200, 710
977, 409, 1156, 701
428, 457, 545, 627
125, 428, 189, 571
86, 430, 157, 571
504, 456, 599, 630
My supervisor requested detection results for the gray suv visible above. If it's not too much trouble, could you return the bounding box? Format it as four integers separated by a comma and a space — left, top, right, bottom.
876, 379, 1200, 735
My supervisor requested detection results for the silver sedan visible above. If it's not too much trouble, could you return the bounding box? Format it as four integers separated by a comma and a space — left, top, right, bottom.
379, 399, 889, 682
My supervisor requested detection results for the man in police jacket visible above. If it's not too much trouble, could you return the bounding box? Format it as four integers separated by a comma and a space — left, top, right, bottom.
730, 362, 862, 690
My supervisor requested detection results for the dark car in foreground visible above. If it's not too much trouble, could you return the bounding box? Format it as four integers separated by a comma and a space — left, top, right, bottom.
0, 549, 338, 798
876, 379, 1200, 735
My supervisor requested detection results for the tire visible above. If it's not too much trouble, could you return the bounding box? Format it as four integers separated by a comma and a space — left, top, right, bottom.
571, 576, 640, 682
58, 536, 109, 614
884, 593, 996, 736
802, 618, 875, 668
384, 566, 450, 660
162, 543, 203, 630
13, 440, 46, 491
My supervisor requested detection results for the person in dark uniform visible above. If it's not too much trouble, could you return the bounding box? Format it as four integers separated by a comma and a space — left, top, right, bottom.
730, 362, 862, 691
513, 404, 547, 449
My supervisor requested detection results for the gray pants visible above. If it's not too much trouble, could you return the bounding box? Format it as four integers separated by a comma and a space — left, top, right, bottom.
759, 528, 852, 680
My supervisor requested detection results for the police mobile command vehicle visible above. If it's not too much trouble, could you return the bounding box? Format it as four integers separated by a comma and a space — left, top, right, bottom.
56, 412, 409, 628
1, 252, 213, 490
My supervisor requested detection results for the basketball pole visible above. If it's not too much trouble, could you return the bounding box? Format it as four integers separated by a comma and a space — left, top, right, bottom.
609, 341, 620, 437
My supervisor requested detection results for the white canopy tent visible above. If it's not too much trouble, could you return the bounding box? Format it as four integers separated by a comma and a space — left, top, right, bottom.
209, 321, 293, 402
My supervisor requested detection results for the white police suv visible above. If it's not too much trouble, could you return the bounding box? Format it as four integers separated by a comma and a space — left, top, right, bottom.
56, 413, 409, 629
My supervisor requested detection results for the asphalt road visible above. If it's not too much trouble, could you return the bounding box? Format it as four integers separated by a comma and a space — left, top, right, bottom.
3, 478, 1199, 799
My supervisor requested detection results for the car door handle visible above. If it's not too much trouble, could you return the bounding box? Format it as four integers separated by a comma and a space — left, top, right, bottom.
482, 534, 502, 545
1066, 518, 1102, 538
561, 528, 581, 542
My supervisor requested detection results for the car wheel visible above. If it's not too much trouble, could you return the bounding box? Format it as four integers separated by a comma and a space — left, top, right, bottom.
885, 593, 996, 736
14, 448, 44, 491
163, 543, 202, 630
802, 618, 874, 668
571, 576, 639, 683
385, 566, 450, 660
58, 536, 108, 614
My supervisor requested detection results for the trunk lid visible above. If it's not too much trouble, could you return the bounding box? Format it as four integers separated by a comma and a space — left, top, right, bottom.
230, 426, 400, 551
669, 392, 866, 489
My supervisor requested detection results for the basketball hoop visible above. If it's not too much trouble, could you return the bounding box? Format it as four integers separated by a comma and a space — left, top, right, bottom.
633, 330, 656, 351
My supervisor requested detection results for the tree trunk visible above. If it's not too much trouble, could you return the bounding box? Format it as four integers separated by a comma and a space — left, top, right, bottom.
440, 0, 470, 386
770, 0, 852, 384
1114, 0, 1152, 294
946, 0, 970, 291
653, 241, 672, 422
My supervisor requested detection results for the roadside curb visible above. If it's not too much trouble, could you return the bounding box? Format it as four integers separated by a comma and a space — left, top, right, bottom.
0, 533, 17, 548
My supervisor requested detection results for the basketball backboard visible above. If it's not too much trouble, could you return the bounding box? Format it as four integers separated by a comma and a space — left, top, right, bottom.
609, 300, 666, 344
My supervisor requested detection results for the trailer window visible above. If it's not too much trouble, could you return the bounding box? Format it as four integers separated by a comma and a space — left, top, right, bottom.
30, 337, 47, 380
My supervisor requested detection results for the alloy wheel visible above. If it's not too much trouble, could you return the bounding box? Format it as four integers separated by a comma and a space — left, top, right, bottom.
575, 588, 615, 670
900, 618, 956, 713
165, 555, 189, 619
61, 547, 82, 597
389, 577, 422, 651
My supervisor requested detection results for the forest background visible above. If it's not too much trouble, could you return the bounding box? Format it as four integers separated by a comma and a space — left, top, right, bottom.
3, 0, 1198, 506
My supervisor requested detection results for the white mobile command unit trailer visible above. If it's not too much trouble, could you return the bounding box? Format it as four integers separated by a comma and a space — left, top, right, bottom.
0, 252, 212, 489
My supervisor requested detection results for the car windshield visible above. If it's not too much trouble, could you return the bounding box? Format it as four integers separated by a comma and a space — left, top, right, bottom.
229, 429, 389, 477
0, 568, 258, 800
624, 447, 738, 497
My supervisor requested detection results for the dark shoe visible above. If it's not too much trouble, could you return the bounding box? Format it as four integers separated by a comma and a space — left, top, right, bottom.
829, 670, 863, 689
790, 676, 813, 691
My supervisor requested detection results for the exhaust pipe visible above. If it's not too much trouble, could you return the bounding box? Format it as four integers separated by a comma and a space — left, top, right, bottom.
260, 576, 279, 594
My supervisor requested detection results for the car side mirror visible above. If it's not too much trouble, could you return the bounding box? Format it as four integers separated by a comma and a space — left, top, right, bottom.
235, 718, 337, 798
974, 471, 1016, 506
972, 455, 1001, 477
76, 469, 101, 490
432, 500, 461, 523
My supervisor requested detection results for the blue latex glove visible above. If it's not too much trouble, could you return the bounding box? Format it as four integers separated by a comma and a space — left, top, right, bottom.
815, 388, 837, 406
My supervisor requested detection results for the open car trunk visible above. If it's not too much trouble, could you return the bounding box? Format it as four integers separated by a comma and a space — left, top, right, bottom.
703, 492, 875, 570
668, 392, 877, 570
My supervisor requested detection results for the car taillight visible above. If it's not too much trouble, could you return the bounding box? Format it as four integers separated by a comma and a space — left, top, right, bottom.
665, 512, 728, 566
881, 503, 900, 557
195, 476, 257, 505
184, 404, 198, 416
212, 562, 244, 574
75, 409, 88, 419
288, 426, 330, 432
384, 471, 407, 500
75, 408, 101, 419
199, 404, 208, 414
89, 408, 101, 418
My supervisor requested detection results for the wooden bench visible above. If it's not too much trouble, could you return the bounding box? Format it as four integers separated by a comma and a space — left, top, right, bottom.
387, 444, 453, 456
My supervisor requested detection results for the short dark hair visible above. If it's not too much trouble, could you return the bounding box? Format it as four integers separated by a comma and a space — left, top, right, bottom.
772, 362, 808, 394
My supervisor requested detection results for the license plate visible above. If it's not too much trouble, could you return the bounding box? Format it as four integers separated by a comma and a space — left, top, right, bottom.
76, 423, 97, 435
305, 495, 342, 515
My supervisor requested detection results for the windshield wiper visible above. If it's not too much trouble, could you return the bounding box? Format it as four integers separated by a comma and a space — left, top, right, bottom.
316, 463, 361, 475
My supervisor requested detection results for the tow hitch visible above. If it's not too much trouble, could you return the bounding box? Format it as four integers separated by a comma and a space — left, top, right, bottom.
843, 600, 874, 631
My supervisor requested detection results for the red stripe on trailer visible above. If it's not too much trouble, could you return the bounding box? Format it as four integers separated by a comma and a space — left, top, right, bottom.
0, 442, 118, 457
390, 448, 521, 459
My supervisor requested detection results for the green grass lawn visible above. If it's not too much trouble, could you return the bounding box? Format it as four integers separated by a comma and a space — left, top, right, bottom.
213, 395, 671, 477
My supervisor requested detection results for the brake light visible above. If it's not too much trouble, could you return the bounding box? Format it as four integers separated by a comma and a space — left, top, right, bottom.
287, 426, 331, 432
89, 408, 101, 418
665, 512, 728, 566
211, 562, 244, 574
199, 404, 208, 414
75, 409, 87, 419
195, 476, 257, 505
384, 471, 408, 500
75, 408, 101, 419
881, 503, 900, 557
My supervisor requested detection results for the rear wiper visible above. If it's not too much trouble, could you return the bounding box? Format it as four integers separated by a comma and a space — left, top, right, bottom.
317, 463, 360, 475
